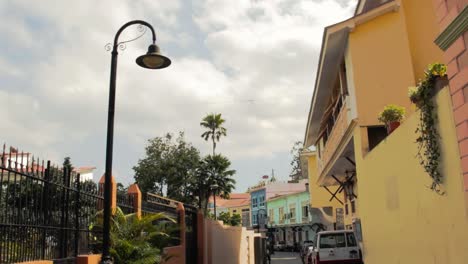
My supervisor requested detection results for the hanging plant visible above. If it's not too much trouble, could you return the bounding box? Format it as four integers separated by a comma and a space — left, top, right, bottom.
408, 63, 447, 194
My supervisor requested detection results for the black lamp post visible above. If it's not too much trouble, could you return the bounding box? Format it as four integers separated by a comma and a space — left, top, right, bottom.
211, 184, 219, 220
101, 20, 171, 264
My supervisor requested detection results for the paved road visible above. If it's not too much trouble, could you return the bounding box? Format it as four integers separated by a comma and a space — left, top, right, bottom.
271, 251, 302, 264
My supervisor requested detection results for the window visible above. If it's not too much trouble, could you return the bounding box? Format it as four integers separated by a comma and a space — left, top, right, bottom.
289, 204, 296, 223
233, 210, 237, 213
346, 233, 357, 247
345, 204, 349, 215
252, 198, 258, 208
367, 126, 387, 151
279, 207, 284, 223
302, 205, 309, 217
269, 209, 274, 223
259, 196, 265, 206
253, 214, 258, 225
351, 200, 356, 214
319, 233, 346, 249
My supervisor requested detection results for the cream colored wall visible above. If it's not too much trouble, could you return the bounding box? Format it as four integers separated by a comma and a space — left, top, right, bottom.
353, 87, 468, 264
349, 10, 415, 127
205, 219, 257, 264
399, 0, 445, 81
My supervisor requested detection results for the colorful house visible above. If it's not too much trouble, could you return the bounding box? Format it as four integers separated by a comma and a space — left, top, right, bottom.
249, 180, 307, 229
267, 191, 314, 247
304, 0, 468, 263
208, 193, 251, 227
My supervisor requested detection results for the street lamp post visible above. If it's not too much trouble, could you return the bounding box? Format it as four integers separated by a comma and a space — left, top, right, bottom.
257, 208, 267, 232
211, 184, 219, 220
101, 20, 171, 264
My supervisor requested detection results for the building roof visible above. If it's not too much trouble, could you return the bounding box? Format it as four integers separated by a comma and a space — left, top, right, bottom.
208, 193, 251, 208
267, 190, 308, 202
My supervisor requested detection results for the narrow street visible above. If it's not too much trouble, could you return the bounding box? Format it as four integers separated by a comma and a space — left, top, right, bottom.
271, 251, 302, 264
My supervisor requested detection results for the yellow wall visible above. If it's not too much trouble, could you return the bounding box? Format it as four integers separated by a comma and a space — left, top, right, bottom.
228, 205, 250, 225
349, 10, 415, 127
353, 87, 468, 264
307, 154, 343, 220
400, 0, 445, 81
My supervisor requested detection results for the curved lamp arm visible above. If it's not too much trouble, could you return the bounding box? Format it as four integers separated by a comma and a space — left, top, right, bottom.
112, 20, 156, 51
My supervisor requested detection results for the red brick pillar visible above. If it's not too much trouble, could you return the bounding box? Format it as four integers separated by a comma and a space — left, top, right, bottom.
177, 203, 186, 264
127, 183, 142, 218
433, 0, 468, 201
98, 174, 117, 215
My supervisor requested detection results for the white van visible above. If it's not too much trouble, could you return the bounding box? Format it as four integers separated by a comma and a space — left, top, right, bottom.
310, 230, 363, 264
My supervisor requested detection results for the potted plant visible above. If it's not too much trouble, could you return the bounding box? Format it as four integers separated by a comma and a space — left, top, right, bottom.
378, 104, 406, 134
408, 86, 421, 106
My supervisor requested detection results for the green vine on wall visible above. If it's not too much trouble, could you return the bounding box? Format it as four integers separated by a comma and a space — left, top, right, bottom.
408, 63, 447, 194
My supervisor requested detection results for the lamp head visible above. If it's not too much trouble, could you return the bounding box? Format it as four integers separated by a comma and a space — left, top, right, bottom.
136, 44, 171, 69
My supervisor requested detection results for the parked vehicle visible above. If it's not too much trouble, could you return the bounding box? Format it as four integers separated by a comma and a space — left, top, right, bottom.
273, 241, 286, 251
300, 240, 314, 259
286, 240, 295, 251
310, 230, 363, 264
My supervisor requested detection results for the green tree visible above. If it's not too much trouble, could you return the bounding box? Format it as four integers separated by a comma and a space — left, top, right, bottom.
63, 156, 73, 172
230, 213, 242, 226
289, 141, 304, 182
133, 132, 201, 204
196, 154, 236, 214
218, 212, 242, 226
200, 113, 227, 155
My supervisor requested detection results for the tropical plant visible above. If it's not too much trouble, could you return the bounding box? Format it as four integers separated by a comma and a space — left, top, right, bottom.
196, 154, 236, 214
409, 63, 447, 194
90, 207, 177, 264
200, 113, 227, 155
218, 211, 242, 226
377, 104, 406, 125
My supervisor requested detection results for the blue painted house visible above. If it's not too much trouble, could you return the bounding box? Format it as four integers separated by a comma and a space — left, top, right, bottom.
250, 187, 267, 228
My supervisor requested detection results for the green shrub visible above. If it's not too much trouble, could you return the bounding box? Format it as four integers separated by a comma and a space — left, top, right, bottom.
378, 104, 406, 124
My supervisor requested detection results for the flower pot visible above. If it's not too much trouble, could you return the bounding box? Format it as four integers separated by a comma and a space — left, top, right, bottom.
386, 121, 400, 134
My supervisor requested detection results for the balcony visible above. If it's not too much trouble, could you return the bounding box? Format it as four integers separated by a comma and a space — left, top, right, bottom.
317, 101, 351, 177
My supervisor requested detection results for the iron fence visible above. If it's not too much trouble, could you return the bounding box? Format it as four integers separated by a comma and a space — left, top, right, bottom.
0, 146, 104, 263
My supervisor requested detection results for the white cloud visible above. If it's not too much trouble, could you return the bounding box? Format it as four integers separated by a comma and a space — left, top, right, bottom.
0, 0, 356, 190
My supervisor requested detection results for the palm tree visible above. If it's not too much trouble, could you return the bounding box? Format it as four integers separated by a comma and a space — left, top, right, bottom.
196, 154, 236, 214
91, 208, 176, 264
200, 113, 227, 155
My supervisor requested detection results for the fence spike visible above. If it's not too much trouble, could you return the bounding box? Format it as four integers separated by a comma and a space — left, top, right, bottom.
1, 143, 5, 167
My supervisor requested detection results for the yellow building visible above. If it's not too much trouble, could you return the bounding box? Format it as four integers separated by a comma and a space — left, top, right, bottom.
304, 0, 468, 263
301, 150, 344, 230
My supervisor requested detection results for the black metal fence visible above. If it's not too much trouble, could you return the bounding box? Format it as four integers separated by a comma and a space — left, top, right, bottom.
0, 147, 104, 263
0, 146, 199, 264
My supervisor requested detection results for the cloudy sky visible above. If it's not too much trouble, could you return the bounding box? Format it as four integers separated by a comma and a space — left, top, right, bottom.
0, 0, 356, 192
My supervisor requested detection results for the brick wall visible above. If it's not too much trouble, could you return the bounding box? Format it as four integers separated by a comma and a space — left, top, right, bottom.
433, 0, 468, 192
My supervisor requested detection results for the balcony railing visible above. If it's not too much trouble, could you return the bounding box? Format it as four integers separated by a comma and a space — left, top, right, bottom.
317, 102, 349, 176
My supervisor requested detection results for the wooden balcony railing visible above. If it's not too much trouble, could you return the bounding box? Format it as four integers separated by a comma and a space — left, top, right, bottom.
317, 103, 349, 176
